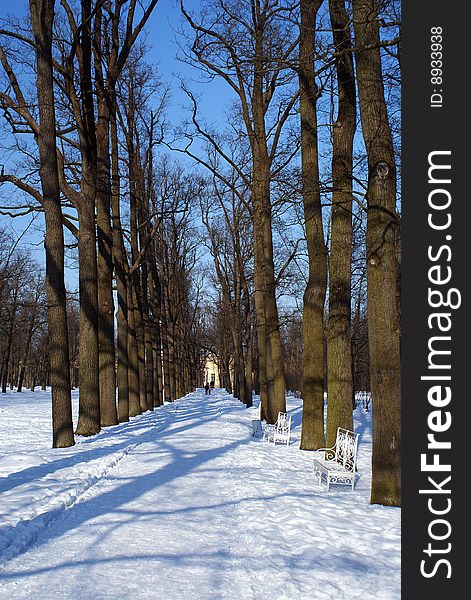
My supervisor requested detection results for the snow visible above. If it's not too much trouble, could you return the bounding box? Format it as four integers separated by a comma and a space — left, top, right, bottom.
0, 387, 400, 599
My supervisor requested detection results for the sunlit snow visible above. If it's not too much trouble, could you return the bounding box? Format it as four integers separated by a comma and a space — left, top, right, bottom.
0, 388, 400, 599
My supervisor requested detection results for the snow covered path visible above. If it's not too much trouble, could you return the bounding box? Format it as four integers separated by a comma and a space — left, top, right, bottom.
0, 389, 400, 599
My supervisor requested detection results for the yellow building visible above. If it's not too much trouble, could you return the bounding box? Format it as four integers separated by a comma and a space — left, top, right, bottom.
203, 355, 220, 387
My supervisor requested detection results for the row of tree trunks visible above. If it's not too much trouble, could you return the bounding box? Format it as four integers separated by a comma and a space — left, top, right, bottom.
294, 0, 401, 507
1, 0, 401, 510
0, 1, 211, 454
180, 0, 293, 424
200, 179, 253, 409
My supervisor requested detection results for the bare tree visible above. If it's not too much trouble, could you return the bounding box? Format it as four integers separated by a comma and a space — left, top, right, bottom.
179, 0, 302, 422
200, 171, 253, 407
0, 0, 75, 446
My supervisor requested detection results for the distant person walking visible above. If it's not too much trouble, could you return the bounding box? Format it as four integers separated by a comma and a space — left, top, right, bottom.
210, 380, 215, 391
204, 382, 210, 395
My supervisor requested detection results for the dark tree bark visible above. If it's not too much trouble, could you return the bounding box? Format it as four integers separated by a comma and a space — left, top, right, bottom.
299, 0, 328, 450
62, 0, 101, 437
251, 65, 286, 422
29, 0, 74, 447
75, 181, 101, 436
17, 289, 40, 393
161, 309, 171, 403
92, 0, 159, 424
326, 0, 356, 446
110, 106, 129, 422
253, 228, 269, 420
95, 21, 118, 426
352, 0, 401, 506
1, 284, 18, 394
127, 281, 141, 416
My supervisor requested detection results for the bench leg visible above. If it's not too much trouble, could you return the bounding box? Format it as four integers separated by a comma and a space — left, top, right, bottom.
313, 466, 321, 487
327, 474, 331, 492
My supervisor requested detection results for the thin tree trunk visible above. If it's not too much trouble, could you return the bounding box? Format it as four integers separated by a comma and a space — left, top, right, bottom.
162, 328, 171, 403
153, 326, 163, 406
1, 287, 17, 393
141, 260, 154, 410
17, 310, 36, 393
135, 287, 148, 412
111, 107, 129, 423
128, 133, 147, 413
149, 263, 164, 407
127, 280, 141, 417
245, 334, 253, 407
168, 319, 176, 402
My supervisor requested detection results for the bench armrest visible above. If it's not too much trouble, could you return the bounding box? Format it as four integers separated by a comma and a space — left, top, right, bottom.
314, 444, 336, 454
313, 444, 337, 462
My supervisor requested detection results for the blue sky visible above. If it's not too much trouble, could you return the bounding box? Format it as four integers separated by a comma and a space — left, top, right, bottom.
0, 0, 232, 131
0, 0, 233, 287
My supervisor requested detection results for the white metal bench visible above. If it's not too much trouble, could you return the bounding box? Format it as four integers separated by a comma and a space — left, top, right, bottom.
263, 412, 291, 446
312, 427, 359, 491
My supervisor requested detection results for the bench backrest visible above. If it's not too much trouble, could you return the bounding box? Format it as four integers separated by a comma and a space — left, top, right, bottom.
334, 428, 359, 472
276, 412, 291, 434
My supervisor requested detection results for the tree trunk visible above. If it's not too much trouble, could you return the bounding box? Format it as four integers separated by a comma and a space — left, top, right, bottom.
352, 0, 401, 506
128, 137, 147, 413
250, 25, 286, 424
149, 260, 164, 407
17, 307, 36, 393
161, 308, 171, 403
75, 187, 101, 436
135, 289, 148, 412
153, 324, 163, 406
168, 319, 176, 402
29, 0, 74, 447
127, 280, 141, 417
299, 0, 327, 450
141, 260, 154, 410
96, 93, 118, 426
253, 236, 268, 420
1, 287, 18, 393
326, 0, 356, 446
245, 334, 253, 407
111, 108, 129, 422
